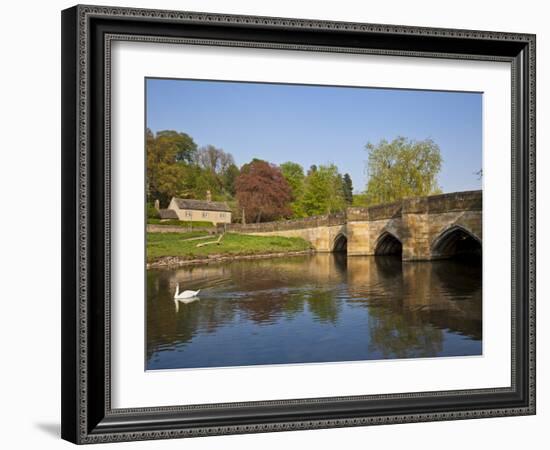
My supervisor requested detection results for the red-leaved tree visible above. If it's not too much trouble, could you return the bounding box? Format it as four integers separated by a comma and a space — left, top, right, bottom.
236, 159, 292, 223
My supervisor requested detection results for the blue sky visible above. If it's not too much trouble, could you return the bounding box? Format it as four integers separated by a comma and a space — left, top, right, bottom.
146, 78, 482, 194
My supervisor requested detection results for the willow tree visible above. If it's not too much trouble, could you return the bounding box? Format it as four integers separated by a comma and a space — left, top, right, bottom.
364, 137, 442, 205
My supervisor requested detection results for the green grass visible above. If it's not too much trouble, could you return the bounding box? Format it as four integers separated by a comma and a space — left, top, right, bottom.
147, 219, 214, 228
147, 232, 312, 262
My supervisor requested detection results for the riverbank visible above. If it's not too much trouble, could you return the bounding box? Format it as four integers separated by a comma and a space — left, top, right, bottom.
147, 232, 313, 268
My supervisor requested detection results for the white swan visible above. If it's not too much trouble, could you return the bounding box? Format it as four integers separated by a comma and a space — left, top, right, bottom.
174, 283, 200, 300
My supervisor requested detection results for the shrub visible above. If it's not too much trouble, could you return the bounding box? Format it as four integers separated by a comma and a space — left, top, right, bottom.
147, 203, 160, 219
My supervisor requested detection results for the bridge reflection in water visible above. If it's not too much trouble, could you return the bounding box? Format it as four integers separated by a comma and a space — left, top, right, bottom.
146, 252, 481, 370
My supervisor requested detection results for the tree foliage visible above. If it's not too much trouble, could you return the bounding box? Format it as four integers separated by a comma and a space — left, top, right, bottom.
194, 145, 235, 174
342, 173, 353, 204
155, 130, 197, 163
364, 137, 442, 205
147, 127, 446, 225
235, 160, 292, 223
147, 131, 239, 206
222, 163, 240, 196
191, 145, 237, 198
280, 162, 306, 217
146, 128, 188, 206
300, 164, 346, 216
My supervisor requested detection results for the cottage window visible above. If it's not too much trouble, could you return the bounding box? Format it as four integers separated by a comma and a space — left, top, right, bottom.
202, 212, 208, 218
185, 211, 192, 217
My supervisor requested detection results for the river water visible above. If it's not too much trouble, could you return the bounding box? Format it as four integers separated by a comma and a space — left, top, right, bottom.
146, 254, 482, 370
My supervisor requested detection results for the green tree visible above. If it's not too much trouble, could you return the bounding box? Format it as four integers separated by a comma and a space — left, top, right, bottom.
192, 145, 237, 199
187, 164, 222, 199
352, 193, 369, 207
155, 130, 197, 163
364, 137, 442, 205
307, 164, 318, 176
342, 173, 353, 204
146, 128, 187, 206
222, 163, 240, 197
300, 164, 346, 216
280, 162, 306, 217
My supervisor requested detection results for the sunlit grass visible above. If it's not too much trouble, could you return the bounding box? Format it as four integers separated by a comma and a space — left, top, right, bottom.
147, 232, 312, 262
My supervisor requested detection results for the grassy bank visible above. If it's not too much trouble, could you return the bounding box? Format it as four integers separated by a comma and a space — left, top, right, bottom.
147, 232, 312, 262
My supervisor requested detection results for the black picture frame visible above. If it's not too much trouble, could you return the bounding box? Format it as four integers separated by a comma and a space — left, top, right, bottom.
61, 4, 536, 444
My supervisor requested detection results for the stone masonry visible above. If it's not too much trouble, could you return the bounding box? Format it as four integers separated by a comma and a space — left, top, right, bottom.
219, 190, 482, 261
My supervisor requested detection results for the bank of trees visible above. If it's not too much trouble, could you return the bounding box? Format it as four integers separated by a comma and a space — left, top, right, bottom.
147, 129, 239, 206
147, 129, 444, 223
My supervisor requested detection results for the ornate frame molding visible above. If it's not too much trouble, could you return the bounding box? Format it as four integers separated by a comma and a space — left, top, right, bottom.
62, 5, 536, 444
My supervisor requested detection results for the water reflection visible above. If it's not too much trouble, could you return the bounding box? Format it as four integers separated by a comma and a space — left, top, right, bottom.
146, 254, 481, 369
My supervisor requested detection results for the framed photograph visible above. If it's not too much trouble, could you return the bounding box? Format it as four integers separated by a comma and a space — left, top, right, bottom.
61, 5, 536, 444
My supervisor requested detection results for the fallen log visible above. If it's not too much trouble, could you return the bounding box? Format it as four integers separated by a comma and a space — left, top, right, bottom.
196, 233, 224, 248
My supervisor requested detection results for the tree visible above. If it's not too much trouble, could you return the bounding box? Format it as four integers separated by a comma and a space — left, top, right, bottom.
222, 163, 240, 196
307, 164, 318, 176
194, 145, 235, 174
190, 145, 238, 199
146, 128, 187, 206
155, 130, 197, 163
352, 193, 369, 207
342, 173, 353, 204
280, 162, 306, 217
235, 160, 292, 222
363, 137, 442, 205
300, 164, 346, 216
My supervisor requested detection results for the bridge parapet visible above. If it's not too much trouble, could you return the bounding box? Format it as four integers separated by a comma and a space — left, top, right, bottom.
347, 201, 402, 222
216, 190, 481, 260
403, 190, 482, 214
221, 212, 346, 233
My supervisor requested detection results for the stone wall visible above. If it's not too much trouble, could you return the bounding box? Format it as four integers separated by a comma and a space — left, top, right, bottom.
147, 224, 218, 234
218, 191, 482, 260
221, 212, 346, 233
231, 224, 347, 252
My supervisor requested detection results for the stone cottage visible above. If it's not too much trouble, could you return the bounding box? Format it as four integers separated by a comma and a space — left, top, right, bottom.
166, 191, 231, 225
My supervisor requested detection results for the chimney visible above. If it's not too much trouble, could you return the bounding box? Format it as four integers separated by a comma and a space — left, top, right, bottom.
154, 199, 160, 211
206, 190, 212, 202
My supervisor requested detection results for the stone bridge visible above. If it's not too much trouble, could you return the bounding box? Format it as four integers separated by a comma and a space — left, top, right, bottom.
221, 190, 482, 261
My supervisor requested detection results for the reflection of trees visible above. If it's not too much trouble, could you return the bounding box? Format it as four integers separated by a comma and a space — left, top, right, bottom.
281, 292, 306, 319
147, 253, 482, 365
306, 290, 341, 324
345, 257, 444, 358
367, 305, 443, 358
147, 255, 348, 360
146, 270, 239, 361
347, 255, 482, 357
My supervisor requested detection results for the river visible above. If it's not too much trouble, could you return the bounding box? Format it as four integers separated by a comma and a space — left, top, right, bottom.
146, 254, 482, 370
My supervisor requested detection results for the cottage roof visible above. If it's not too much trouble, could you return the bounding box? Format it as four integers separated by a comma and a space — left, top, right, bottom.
158, 209, 178, 219
172, 198, 231, 213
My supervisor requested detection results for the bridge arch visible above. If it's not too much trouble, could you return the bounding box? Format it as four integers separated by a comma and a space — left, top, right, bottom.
332, 233, 348, 252
374, 231, 403, 256
431, 224, 481, 259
